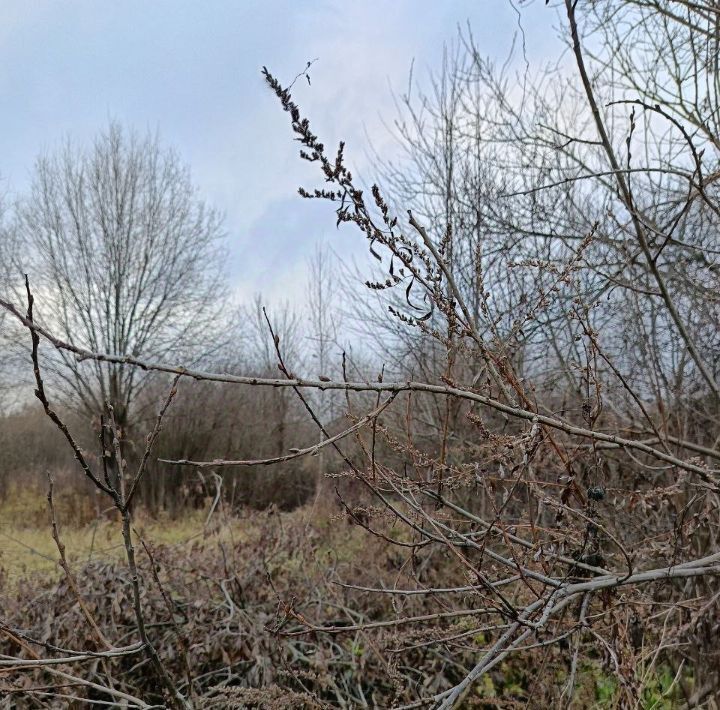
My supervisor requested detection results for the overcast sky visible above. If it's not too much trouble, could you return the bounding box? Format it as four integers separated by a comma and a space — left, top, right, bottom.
0, 0, 561, 305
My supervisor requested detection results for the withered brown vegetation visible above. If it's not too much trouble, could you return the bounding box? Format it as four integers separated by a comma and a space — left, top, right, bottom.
0, 0, 719, 707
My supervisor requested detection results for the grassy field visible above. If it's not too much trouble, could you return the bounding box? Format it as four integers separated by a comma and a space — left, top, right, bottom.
0, 483, 246, 587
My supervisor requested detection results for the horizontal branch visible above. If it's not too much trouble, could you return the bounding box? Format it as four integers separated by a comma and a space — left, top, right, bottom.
282, 606, 498, 636
1, 297, 716, 483
0, 643, 144, 668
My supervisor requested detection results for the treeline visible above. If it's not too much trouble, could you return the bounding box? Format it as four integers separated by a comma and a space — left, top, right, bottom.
0, 293, 358, 512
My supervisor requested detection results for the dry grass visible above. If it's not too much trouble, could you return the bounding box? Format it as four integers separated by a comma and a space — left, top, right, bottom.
0, 484, 247, 588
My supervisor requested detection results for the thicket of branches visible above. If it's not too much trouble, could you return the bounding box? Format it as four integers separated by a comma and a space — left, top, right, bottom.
0, 0, 719, 707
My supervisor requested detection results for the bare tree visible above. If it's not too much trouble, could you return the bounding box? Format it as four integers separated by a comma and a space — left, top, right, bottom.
0, 193, 23, 403
13, 122, 226, 432
253, 0, 720, 699
245, 294, 304, 457
305, 244, 342, 492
